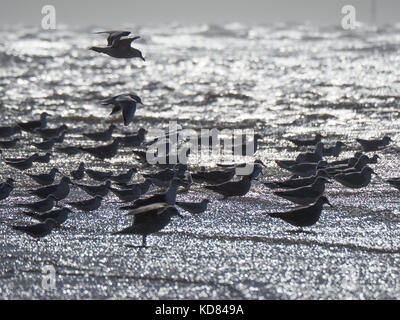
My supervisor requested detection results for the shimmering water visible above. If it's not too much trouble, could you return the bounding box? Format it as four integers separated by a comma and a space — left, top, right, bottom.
0, 23, 400, 299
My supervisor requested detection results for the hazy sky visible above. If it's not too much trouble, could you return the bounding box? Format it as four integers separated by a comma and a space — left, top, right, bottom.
1, 0, 399, 26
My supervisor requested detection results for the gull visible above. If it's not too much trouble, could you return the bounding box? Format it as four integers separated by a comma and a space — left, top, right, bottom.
85, 168, 113, 182
108, 96, 140, 126
262, 169, 329, 189
204, 175, 253, 198
26, 167, 59, 185
273, 177, 331, 205
36, 124, 68, 139
33, 138, 55, 151
108, 185, 141, 202
333, 166, 375, 188
295, 142, 323, 163
11, 218, 58, 238
117, 179, 153, 195
94, 30, 131, 46
327, 155, 378, 175
327, 152, 363, 167
0, 125, 21, 138
83, 124, 116, 142
266, 196, 332, 228
74, 180, 111, 197
119, 128, 147, 147
17, 195, 57, 212
66, 196, 103, 212
71, 162, 85, 180
0, 138, 19, 149
323, 141, 345, 157
142, 168, 176, 188
29, 176, 72, 200
115, 203, 182, 247
387, 178, 400, 191
284, 161, 326, 177
79, 138, 120, 159
34, 152, 51, 164
120, 178, 180, 210
89, 36, 145, 60
175, 199, 210, 214
17, 112, 49, 133
356, 136, 392, 151
287, 133, 322, 147
0, 178, 14, 200
5, 154, 39, 170
56, 146, 80, 155
192, 167, 235, 185
109, 168, 137, 184
22, 207, 72, 226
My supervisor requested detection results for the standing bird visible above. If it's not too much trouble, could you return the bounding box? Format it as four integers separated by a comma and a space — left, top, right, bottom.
85, 168, 113, 182
66, 196, 103, 212
119, 128, 147, 147
107, 185, 141, 202
71, 162, 85, 180
12, 218, 58, 238
36, 125, 68, 140
266, 196, 332, 229
17, 112, 49, 133
110, 168, 137, 184
83, 124, 116, 142
26, 167, 59, 185
89, 36, 145, 60
323, 141, 345, 157
74, 180, 111, 197
115, 203, 182, 247
29, 177, 71, 200
356, 136, 392, 151
79, 138, 120, 159
22, 207, 72, 226
287, 134, 322, 147
34, 152, 52, 164
273, 177, 331, 205
16, 195, 58, 213
175, 199, 210, 214
32, 138, 56, 151
333, 166, 375, 189
5, 154, 39, 170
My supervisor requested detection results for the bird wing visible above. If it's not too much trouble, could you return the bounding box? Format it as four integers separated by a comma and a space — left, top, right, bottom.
111, 36, 141, 48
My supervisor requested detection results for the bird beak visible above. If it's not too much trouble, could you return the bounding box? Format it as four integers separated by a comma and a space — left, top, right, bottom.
141, 57, 146, 61
327, 200, 333, 207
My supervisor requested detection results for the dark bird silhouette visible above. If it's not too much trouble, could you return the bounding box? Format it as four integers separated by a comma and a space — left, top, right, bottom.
79, 138, 120, 159
83, 124, 116, 142
175, 199, 210, 214
29, 177, 71, 200
12, 218, 58, 238
266, 196, 332, 228
66, 196, 103, 212
356, 136, 391, 151
0, 178, 14, 200
26, 167, 59, 185
287, 133, 322, 147
17, 112, 48, 133
22, 207, 72, 226
114, 203, 182, 247
74, 180, 111, 197
17, 195, 57, 212
71, 162, 85, 180
89, 36, 145, 60
94, 30, 131, 46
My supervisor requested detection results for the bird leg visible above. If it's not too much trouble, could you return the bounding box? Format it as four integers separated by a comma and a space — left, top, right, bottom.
141, 235, 147, 248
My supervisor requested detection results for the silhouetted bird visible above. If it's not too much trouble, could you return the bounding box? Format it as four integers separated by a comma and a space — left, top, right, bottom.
333, 166, 375, 189
12, 218, 58, 238
5, 154, 39, 170
94, 30, 131, 46
67, 196, 103, 212
356, 136, 391, 151
83, 124, 116, 142
29, 177, 71, 200
176, 199, 210, 214
26, 167, 59, 185
17, 195, 57, 212
266, 196, 332, 228
79, 138, 120, 159
0, 138, 19, 149
74, 180, 111, 197
71, 162, 85, 180
22, 207, 72, 226
85, 168, 113, 182
89, 36, 145, 60
0, 178, 14, 200
17, 112, 48, 133
115, 203, 182, 247
0, 125, 21, 138
287, 134, 322, 147
110, 168, 137, 184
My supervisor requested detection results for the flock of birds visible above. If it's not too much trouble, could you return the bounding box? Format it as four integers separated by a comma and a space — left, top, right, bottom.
1, 30, 398, 247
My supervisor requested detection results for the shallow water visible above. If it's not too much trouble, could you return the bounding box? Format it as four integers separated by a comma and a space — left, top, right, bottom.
0, 23, 400, 299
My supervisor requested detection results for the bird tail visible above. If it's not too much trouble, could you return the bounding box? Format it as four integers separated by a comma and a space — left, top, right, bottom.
262, 182, 279, 189
266, 212, 281, 218
11, 225, 24, 231
88, 46, 104, 53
